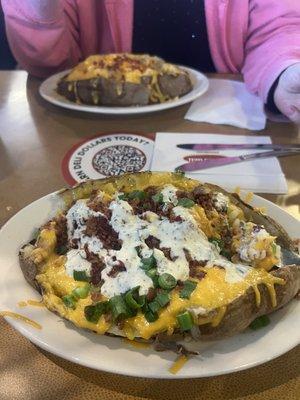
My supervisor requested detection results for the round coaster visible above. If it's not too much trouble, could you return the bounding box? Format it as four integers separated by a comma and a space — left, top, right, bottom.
62, 133, 154, 185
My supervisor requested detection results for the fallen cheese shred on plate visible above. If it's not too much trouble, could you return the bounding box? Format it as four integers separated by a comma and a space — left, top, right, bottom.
123, 338, 151, 349
169, 355, 189, 375
0, 311, 42, 330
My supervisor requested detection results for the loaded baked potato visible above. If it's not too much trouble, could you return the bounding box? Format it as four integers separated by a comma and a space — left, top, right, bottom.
56, 54, 193, 106
19, 172, 300, 349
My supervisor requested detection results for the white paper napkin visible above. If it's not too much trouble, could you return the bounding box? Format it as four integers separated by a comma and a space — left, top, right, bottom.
185, 79, 266, 131
151, 133, 287, 194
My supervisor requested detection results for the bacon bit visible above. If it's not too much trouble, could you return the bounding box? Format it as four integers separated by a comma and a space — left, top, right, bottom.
84, 215, 121, 250
70, 238, 79, 248
84, 245, 106, 286
160, 247, 177, 261
145, 235, 161, 249
87, 198, 111, 218
54, 215, 68, 253
107, 261, 126, 277
169, 213, 183, 223
91, 261, 105, 286
176, 190, 193, 199
184, 249, 207, 278
146, 287, 157, 302
117, 320, 125, 330
72, 220, 78, 230
104, 313, 113, 323
192, 185, 213, 210
91, 292, 102, 302
176, 280, 185, 289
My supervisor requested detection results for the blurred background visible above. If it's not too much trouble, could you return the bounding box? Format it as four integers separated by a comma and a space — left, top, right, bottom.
0, 3, 17, 70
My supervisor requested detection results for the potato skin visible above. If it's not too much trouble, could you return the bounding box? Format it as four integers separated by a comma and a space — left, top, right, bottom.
158, 73, 192, 98
198, 265, 300, 340
56, 72, 192, 107
57, 76, 151, 106
19, 243, 42, 293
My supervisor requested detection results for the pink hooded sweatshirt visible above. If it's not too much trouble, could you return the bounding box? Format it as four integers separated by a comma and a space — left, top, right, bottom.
2, 0, 300, 102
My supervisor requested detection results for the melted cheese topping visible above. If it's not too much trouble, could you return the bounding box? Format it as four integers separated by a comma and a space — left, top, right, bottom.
18, 300, 45, 308
33, 183, 286, 340
66, 53, 184, 84
123, 339, 151, 349
64, 53, 191, 105
124, 267, 284, 340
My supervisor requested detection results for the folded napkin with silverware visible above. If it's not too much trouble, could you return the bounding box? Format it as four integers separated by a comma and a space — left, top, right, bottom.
150, 133, 299, 193
185, 79, 266, 131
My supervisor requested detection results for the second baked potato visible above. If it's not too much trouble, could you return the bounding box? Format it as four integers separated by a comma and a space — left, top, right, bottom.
57, 54, 193, 106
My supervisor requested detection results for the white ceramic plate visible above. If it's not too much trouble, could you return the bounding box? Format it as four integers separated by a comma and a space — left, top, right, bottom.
39, 67, 209, 114
0, 191, 299, 379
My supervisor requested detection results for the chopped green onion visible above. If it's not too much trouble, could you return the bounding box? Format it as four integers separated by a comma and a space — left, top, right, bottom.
84, 302, 108, 324
72, 283, 90, 299
124, 287, 145, 309
220, 249, 231, 259
146, 268, 157, 279
140, 255, 157, 270
179, 280, 197, 299
176, 311, 194, 331
271, 243, 277, 255
32, 229, 40, 242
158, 273, 177, 290
109, 295, 132, 321
57, 245, 68, 255
62, 294, 77, 309
249, 315, 270, 330
177, 198, 195, 208
148, 300, 161, 314
127, 190, 146, 201
208, 237, 224, 252
146, 269, 159, 288
152, 275, 160, 288
174, 170, 185, 178
73, 270, 90, 282
152, 193, 164, 203
156, 292, 170, 307
145, 310, 159, 323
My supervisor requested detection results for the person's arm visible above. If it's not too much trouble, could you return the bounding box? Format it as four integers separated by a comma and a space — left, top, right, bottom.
242, 0, 300, 123
1, 0, 81, 77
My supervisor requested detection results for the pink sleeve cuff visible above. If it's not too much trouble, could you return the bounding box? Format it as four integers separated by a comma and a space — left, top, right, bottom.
259, 58, 300, 103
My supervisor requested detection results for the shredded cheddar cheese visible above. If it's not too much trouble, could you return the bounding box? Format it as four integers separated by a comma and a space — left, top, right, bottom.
169, 355, 188, 374
123, 339, 151, 349
0, 311, 42, 330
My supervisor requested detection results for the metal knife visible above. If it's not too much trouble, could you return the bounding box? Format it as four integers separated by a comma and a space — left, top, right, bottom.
176, 149, 300, 172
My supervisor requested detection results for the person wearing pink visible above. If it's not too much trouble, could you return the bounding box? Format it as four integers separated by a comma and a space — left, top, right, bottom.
2, 0, 300, 122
